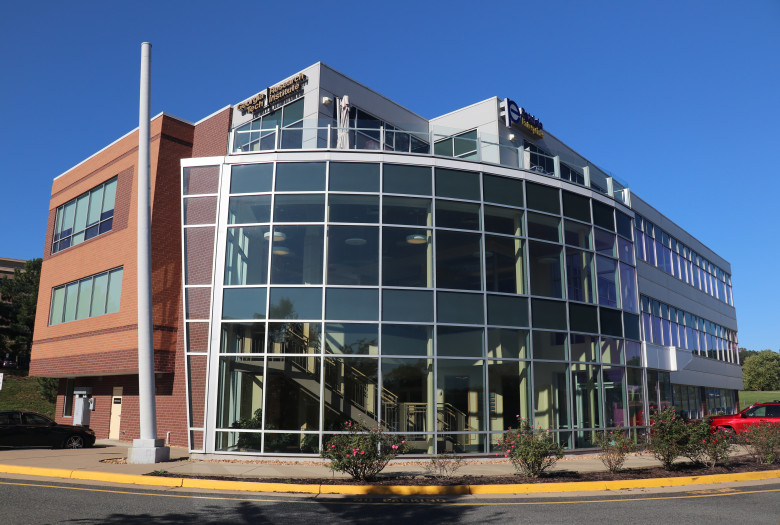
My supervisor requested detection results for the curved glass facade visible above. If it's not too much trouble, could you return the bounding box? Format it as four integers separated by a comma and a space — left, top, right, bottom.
183, 153, 643, 455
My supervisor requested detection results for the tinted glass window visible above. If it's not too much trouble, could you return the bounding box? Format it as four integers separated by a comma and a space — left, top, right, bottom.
526, 183, 560, 214
329, 163, 379, 192
484, 174, 523, 207
592, 201, 615, 231
562, 191, 590, 222
275, 163, 326, 191
383, 164, 431, 195
435, 168, 480, 200
231, 164, 273, 194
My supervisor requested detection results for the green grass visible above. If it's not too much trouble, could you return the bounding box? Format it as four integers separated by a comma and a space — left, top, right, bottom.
740, 390, 780, 407
0, 370, 56, 418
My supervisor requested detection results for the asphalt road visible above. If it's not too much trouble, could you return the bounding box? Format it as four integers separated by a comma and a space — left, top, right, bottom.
0, 477, 778, 524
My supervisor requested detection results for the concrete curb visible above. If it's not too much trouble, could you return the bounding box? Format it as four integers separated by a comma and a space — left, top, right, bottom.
1, 464, 778, 495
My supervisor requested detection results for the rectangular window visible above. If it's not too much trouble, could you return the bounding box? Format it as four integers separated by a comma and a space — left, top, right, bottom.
49, 267, 123, 326
63, 379, 75, 417
52, 177, 117, 254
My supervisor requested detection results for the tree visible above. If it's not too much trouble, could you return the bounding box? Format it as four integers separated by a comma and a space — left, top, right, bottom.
738, 347, 760, 366
742, 350, 780, 391
0, 258, 42, 363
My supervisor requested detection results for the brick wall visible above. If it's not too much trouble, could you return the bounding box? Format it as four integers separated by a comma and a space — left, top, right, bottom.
33, 114, 196, 448
192, 107, 232, 157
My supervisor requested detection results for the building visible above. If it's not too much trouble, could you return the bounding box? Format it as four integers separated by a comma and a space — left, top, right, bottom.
0, 257, 26, 284
30, 63, 741, 455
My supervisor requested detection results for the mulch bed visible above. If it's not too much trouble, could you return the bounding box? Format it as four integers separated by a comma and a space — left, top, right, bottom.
146, 457, 779, 486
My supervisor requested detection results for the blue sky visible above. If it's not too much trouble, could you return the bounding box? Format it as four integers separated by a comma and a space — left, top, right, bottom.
0, 1, 778, 351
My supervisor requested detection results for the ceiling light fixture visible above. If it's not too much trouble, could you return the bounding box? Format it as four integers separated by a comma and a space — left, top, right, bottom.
405, 233, 427, 245
264, 231, 286, 242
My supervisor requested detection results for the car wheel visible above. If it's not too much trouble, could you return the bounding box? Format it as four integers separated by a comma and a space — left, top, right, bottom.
63, 435, 85, 449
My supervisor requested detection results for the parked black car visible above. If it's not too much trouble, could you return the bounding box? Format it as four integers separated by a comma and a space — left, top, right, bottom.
0, 411, 95, 449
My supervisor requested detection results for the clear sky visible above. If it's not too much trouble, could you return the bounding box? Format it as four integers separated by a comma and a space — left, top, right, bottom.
0, 1, 777, 351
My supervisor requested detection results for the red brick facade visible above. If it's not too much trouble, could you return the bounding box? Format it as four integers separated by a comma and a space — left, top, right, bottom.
192, 107, 232, 157
30, 114, 198, 447
30, 107, 232, 449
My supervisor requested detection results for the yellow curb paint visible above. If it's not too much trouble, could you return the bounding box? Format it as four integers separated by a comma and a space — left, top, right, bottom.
69, 471, 183, 488
318, 484, 470, 496
0, 465, 74, 480
469, 470, 780, 494
0, 463, 778, 496
601, 469, 780, 491
182, 478, 320, 494
469, 481, 609, 494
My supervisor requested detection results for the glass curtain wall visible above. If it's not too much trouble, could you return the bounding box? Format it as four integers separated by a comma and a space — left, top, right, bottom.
198, 157, 642, 455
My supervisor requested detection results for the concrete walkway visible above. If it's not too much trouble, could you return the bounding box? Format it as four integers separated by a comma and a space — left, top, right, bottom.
0, 440, 777, 495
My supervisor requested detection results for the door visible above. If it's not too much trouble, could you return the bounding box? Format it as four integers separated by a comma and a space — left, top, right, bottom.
109, 387, 122, 440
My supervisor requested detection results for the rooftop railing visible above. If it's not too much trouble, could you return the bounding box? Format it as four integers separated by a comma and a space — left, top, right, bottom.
230, 119, 631, 205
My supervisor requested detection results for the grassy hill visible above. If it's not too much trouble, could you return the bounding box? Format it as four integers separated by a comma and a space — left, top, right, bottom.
739, 390, 780, 407
0, 371, 56, 418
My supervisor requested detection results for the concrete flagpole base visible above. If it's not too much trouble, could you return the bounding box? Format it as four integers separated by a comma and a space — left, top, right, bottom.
127, 438, 170, 464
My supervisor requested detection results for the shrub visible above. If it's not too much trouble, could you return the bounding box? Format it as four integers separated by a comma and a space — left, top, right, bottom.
594, 428, 636, 473
701, 428, 734, 468
648, 406, 690, 470
321, 418, 407, 481
424, 452, 463, 479
739, 422, 780, 464
683, 419, 710, 466
684, 420, 733, 468
496, 417, 564, 478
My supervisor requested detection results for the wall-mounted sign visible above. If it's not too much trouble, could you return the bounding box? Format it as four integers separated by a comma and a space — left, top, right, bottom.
237, 74, 307, 115
237, 93, 266, 114
503, 98, 544, 138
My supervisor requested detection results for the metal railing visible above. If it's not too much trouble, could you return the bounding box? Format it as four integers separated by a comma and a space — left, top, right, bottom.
230, 120, 631, 205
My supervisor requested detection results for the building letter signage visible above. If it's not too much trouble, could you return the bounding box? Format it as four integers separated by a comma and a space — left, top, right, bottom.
503, 98, 544, 138
237, 74, 308, 115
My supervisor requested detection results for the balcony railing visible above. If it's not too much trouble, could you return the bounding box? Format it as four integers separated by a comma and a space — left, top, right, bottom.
230, 120, 631, 206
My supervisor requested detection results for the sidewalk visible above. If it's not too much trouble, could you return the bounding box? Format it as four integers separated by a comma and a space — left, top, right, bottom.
0, 440, 777, 495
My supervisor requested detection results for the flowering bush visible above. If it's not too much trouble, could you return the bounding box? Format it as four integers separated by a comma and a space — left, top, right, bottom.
684, 420, 732, 468
321, 418, 407, 481
594, 428, 636, 473
739, 422, 780, 464
495, 417, 564, 478
648, 406, 690, 470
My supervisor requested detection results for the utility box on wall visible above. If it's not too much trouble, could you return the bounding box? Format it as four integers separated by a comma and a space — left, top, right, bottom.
73, 386, 93, 427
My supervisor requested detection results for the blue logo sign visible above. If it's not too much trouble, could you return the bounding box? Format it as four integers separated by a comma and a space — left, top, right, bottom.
503, 98, 544, 138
